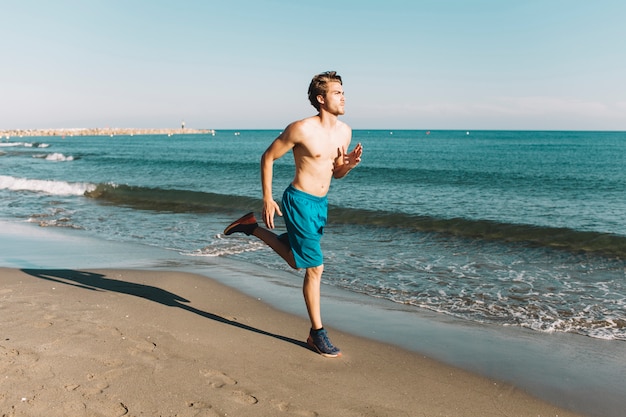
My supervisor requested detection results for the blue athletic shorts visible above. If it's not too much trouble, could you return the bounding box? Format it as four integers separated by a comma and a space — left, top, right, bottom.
281, 184, 328, 269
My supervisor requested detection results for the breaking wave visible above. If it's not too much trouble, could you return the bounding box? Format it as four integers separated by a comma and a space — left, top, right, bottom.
0, 175, 96, 196
83, 183, 626, 258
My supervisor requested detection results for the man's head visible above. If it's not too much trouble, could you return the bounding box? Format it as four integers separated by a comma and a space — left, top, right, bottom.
308, 71, 343, 111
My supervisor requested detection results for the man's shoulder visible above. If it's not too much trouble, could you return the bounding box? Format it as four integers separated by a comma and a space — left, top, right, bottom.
337, 119, 352, 134
290, 116, 351, 132
282, 116, 319, 139
291, 116, 320, 130
283, 116, 351, 143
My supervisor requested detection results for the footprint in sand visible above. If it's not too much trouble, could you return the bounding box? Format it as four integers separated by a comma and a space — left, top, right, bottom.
32, 313, 57, 328
200, 369, 259, 406
125, 338, 161, 363
231, 389, 258, 405
78, 401, 128, 417
183, 401, 223, 417
83, 381, 111, 397
67, 377, 129, 417
199, 369, 319, 414
129, 339, 157, 354
0, 346, 41, 379
270, 399, 319, 416
199, 369, 237, 388
0, 344, 20, 357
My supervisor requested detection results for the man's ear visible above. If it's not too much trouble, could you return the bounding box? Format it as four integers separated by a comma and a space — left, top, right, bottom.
316, 94, 325, 106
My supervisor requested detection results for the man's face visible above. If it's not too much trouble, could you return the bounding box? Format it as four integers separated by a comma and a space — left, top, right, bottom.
320, 82, 345, 115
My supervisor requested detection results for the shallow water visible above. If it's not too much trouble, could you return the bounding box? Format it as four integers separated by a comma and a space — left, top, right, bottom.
1, 130, 625, 341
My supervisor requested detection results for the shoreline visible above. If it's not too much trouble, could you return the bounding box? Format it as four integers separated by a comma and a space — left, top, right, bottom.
1, 266, 585, 417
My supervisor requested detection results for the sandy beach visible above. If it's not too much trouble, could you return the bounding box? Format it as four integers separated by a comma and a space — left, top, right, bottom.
1, 266, 585, 417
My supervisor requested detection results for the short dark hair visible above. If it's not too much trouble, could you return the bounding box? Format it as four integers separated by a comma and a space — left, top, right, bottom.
308, 71, 343, 111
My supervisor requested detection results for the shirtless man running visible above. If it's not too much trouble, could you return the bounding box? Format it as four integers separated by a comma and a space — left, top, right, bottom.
224, 71, 363, 357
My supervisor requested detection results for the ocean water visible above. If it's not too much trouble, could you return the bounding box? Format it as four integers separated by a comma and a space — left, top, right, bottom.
1, 130, 625, 343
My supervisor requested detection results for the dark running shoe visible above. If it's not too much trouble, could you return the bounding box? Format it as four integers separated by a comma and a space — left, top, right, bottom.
307, 328, 342, 358
224, 212, 258, 236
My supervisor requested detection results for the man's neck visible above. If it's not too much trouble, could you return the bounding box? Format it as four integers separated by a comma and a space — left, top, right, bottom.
317, 111, 339, 129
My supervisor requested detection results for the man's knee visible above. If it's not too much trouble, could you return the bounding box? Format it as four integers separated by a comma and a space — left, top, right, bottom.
306, 264, 324, 279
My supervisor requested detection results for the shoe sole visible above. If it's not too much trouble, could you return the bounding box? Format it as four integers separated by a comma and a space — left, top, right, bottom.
224, 212, 256, 235
223, 223, 240, 235
307, 336, 342, 358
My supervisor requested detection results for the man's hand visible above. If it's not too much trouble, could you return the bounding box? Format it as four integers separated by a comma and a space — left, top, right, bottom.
262, 199, 283, 229
342, 142, 363, 168
333, 143, 363, 178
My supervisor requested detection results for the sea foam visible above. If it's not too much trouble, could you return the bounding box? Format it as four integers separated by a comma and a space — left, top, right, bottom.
0, 141, 50, 148
0, 175, 96, 196
44, 153, 74, 161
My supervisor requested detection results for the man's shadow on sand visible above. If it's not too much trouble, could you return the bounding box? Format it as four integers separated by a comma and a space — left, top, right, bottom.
21, 269, 309, 350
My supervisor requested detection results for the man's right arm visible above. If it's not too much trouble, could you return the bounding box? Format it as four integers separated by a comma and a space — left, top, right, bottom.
261, 125, 298, 229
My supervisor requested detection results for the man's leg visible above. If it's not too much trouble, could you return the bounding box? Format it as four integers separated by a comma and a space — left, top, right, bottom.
252, 227, 297, 269
225, 212, 340, 357
303, 265, 324, 330
304, 264, 342, 357
224, 212, 297, 269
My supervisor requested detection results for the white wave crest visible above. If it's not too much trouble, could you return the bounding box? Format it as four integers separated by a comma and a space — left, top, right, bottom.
0, 142, 50, 148
184, 237, 265, 257
0, 175, 96, 196
43, 152, 74, 161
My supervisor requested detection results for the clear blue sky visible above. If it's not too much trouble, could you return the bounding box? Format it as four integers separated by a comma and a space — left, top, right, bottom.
2, 1, 625, 130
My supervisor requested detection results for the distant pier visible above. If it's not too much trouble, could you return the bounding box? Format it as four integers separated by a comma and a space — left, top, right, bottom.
0, 127, 215, 138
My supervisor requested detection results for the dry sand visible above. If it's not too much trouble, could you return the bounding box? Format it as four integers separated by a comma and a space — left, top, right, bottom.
1, 267, 584, 417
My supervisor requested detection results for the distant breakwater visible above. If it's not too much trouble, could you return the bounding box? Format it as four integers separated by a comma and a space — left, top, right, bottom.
1, 127, 215, 138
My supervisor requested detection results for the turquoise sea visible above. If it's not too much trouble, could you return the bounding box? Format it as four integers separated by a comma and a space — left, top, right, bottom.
1, 130, 625, 416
